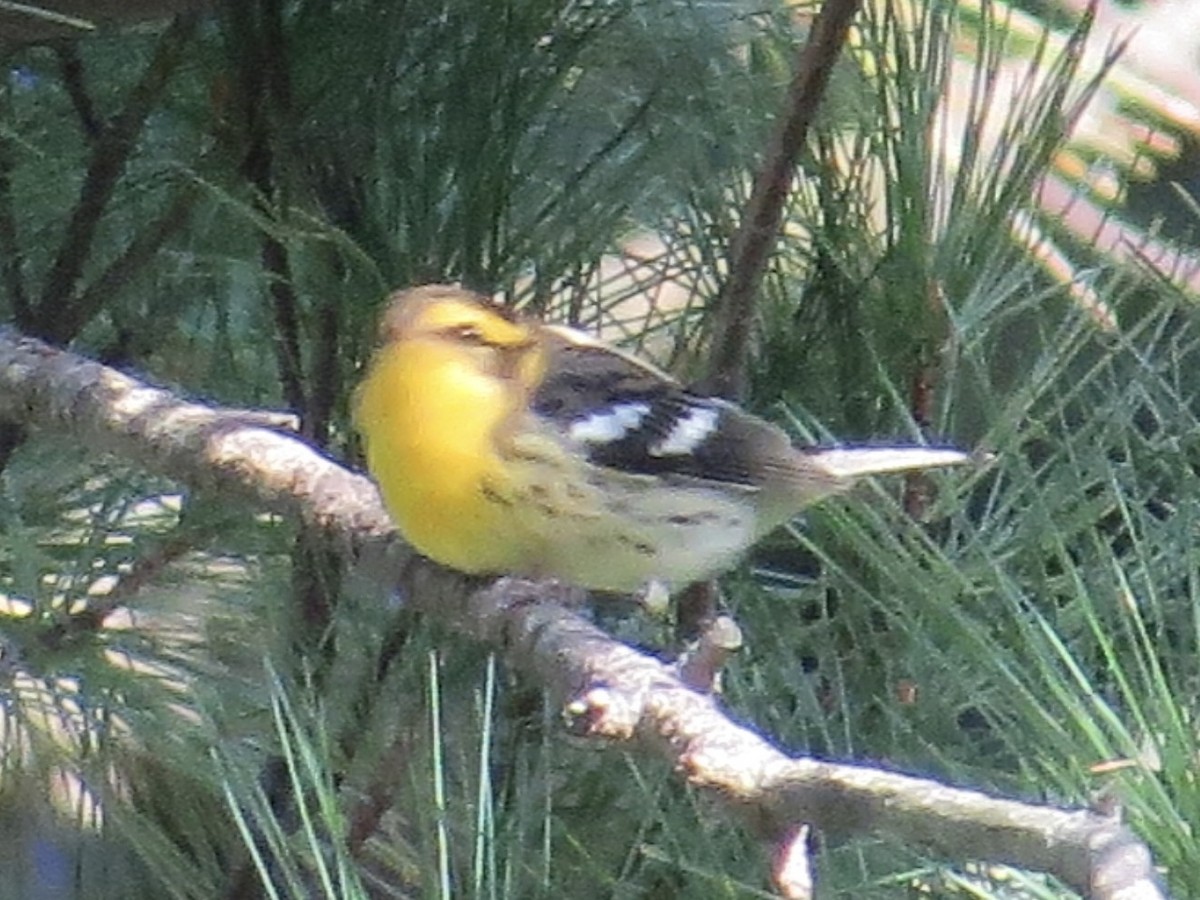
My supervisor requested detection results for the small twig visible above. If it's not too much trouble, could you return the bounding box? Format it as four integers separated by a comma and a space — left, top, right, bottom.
673, 578, 718, 646
345, 728, 413, 854
676, 613, 742, 694
261, 236, 309, 420
704, 0, 863, 399
36, 12, 200, 343
65, 183, 200, 342
38, 532, 200, 649
903, 281, 947, 519
0, 129, 29, 327
52, 42, 102, 141
308, 292, 340, 449
225, 0, 309, 426
0, 422, 26, 479
290, 524, 341, 637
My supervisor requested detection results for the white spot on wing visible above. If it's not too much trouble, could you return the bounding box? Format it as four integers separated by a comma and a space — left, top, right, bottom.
649, 406, 719, 457
569, 403, 651, 444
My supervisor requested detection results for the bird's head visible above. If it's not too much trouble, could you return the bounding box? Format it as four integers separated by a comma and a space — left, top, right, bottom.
378, 285, 541, 384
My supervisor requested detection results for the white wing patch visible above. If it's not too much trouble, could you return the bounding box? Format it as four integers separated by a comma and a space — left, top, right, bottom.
569, 402, 652, 444
649, 406, 719, 457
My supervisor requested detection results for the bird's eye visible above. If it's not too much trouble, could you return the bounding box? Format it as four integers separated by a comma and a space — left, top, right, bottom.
448, 324, 486, 344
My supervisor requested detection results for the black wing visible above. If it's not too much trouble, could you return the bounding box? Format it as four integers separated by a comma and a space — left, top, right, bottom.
531, 332, 796, 488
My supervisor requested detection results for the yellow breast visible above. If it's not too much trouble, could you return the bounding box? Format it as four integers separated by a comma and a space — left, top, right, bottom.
353, 340, 537, 574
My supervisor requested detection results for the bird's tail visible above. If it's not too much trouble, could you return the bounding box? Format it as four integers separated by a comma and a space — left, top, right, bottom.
800, 446, 975, 480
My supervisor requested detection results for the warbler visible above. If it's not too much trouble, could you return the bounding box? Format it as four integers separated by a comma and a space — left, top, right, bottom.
353, 285, 971, 594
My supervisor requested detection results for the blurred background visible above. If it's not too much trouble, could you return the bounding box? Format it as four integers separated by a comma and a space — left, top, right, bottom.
2, 0, 1200, 896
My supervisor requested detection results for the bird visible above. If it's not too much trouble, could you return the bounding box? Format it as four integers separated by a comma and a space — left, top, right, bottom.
353, 284, 972, 594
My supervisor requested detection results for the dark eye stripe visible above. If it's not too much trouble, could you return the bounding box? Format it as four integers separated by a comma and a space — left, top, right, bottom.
445, 324, 487, 344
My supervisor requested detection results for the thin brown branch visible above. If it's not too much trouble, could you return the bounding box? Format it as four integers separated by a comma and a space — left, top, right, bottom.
224, 0, 308, 423
36, 12, 200, 344
0, 423, 27, 480
704, 0, 863, 400
290, 523, 341, 638
39, 531, 200, 649
345, 727, 414, 855
0, 327, 1168, 899
902, 282, 946, 519
673, 577, 718, 645
64, 182, 199, 340
261, 236, 309, 418
676, 611, 742, 694
53, 41, 102, 141
0, 130, 29, 327
308, 291, 340, 449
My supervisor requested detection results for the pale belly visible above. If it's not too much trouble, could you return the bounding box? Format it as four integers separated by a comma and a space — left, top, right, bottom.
502, 460, 758, 593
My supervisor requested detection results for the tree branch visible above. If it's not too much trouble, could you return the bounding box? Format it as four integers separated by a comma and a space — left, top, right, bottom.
53, 41, 102, 142
704, 0, 863, 399
0, 130, 29, 327
0, 328, 1168, 900
36, 11, 199, 343
69, 182, 199, 335
223, 0, 310, 425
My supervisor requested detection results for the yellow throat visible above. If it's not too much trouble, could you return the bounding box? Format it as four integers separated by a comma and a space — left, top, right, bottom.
353, 300, 543, 574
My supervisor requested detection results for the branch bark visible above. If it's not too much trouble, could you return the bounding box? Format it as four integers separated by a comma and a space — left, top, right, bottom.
0, 328, 1169, 900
